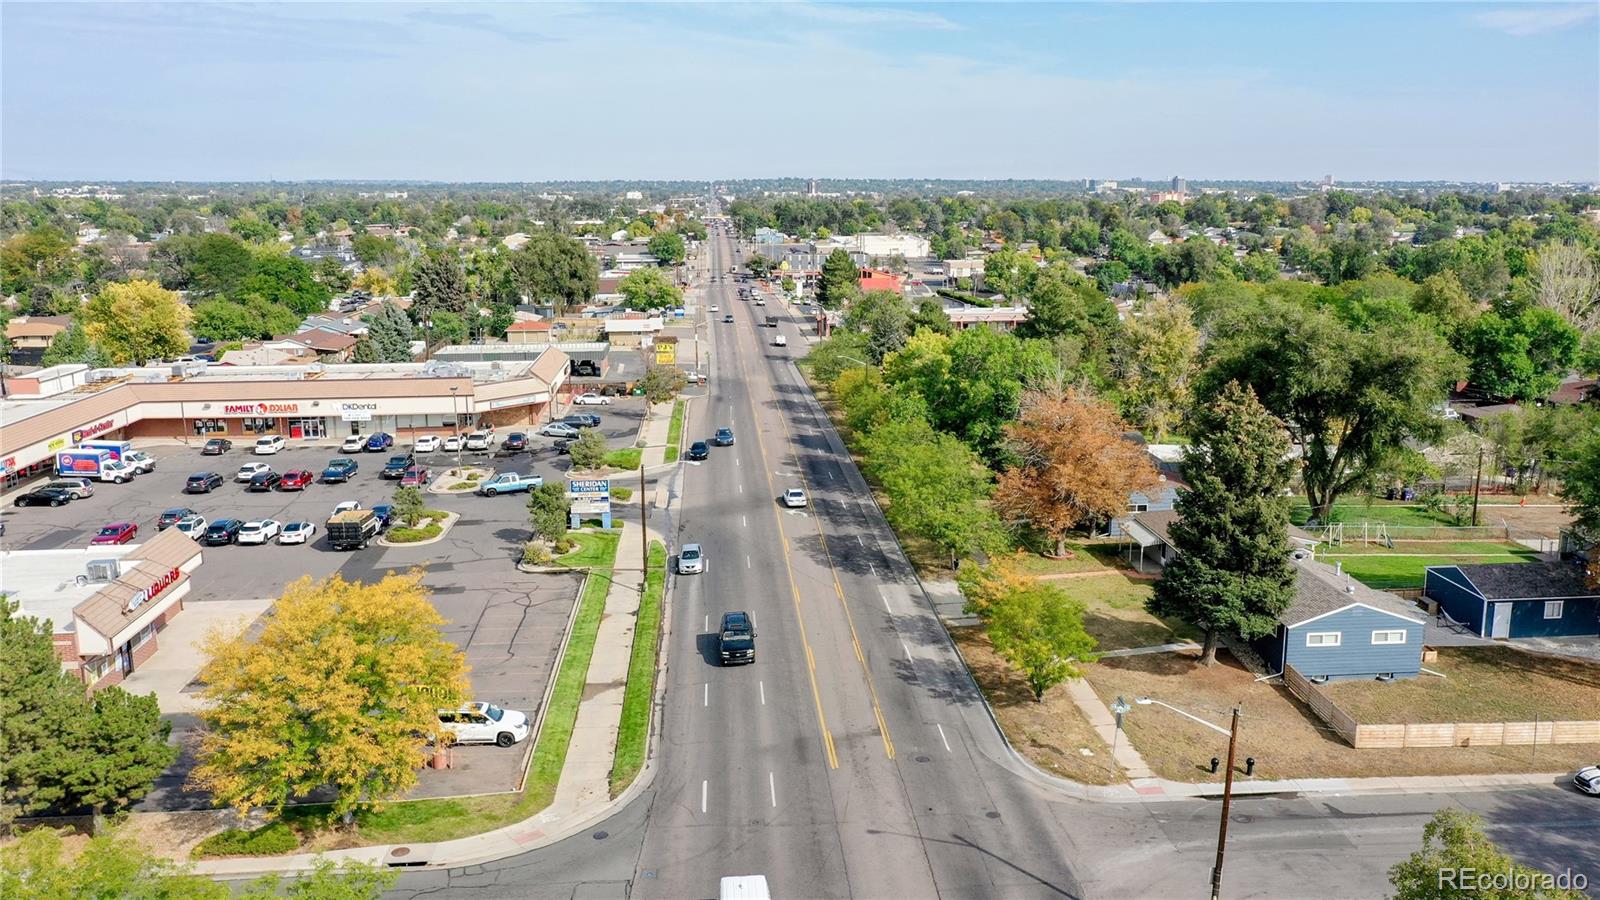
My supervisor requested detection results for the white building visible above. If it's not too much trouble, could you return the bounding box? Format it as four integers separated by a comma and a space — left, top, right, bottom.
851, 233, 931, 259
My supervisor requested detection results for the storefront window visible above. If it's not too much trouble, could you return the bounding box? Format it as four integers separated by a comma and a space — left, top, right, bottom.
242, 417, 278, 435
287, 417, 326, 439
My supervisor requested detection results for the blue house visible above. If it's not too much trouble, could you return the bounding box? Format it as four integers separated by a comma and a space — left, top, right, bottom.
1254, 556, 1426, 682
1424, 561, 1600, 640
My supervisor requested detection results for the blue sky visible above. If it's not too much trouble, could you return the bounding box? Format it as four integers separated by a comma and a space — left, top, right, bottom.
2, 2, 1595, 182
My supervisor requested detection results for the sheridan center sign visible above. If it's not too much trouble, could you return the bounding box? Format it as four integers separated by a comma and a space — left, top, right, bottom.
566, 477, 612, 528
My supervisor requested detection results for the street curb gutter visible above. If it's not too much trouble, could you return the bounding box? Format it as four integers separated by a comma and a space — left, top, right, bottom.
792, 368, 1578, 806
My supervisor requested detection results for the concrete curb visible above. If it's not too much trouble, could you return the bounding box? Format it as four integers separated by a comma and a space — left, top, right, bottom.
425, 468, 493, 495
375, 511, 460, 548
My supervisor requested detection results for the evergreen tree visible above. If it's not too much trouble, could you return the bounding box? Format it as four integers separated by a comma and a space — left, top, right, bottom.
1147, 382, 1297, 665
69, 689, 175, 831
366, 302, 414, 362
0, 598, 89, 825
817, 248, 858, 309
40, 322, 111, 368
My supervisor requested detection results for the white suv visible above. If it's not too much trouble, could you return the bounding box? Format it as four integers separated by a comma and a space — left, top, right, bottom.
254, 435, 287, 455
437, 702, 530, 748
464, 431, 492, 451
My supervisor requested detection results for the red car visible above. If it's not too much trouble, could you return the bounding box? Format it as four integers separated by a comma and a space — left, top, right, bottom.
400, 466, 431, 487
91, 522, 138, 545
279, 469, 315, 491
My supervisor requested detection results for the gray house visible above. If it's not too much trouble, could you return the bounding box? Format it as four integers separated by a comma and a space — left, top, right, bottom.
1253, 556, 1426, 682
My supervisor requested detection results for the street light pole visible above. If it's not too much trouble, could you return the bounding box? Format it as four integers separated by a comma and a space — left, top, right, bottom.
450, 386, 462, 473
1211, 705, 1242, 900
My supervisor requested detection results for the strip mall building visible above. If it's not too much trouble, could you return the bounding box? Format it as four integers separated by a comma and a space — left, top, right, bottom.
0, 351, 569, 488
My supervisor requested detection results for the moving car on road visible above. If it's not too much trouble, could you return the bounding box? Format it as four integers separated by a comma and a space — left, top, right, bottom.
91, 522, 138, 545
278, 521, 316, 545
201, 438, 232, 455
202, 519, 244, 546
573, 393, 612, 406
279, 469, 315, 490
723, 314, 735, 323
686, 441, 710, 461
157, 507, 199, 530
678, 542, 706, 574
14, 488, 73, 508
436, 702, 530, 748
321, 458, 359, 483
783, 488, 808, 508
236, 519, 282, 545
185, 472, 224, 494
235, 463, 271, 483
773, 334, 787, 347
340, 435, 368, 453
415, 435, 442, 453
717, 611, 756, 665
714, 427, 735, 446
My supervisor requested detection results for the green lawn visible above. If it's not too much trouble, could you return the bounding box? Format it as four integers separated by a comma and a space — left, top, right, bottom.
1051, 573, 1201, 651
610, 541, 666, 795
1290, 502, 1459, 527
1325, 547, 1540, 590
1007, 542, 1125, 577
604, 448, 642, 470
664, 400, 685, 465
234, 541, 621, 852
558, 530, 621, 569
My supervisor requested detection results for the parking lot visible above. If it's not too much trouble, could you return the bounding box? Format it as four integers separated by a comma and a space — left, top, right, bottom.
0, 400, 644, 808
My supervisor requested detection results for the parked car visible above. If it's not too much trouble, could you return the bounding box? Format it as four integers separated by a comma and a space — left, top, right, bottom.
235, 462, 272, 483
1575, 765, 1600, 796
552, 438, 573, 455
686, 441, 710, 461
46, 479, 94, 499
340, 435, 368, 453
91, 522, 138, 545
236, 519, 282, 545
174, 515, 208, 538
157, 507, 199, 530
714, 427, 735, 446
248, 470, 282, 492
436, 702, 530, 747
321, 458, 359, 483
254, 435, 287, 455
678, 543, 706, 574
371, 504, 395, 529
364, 433, 394, 452
464, 431, 493, 451
185, 471, 225, 493
783, 488, 808, 508
442, 434, 463, 452
381, 454, 416, 479
572, 393, 612, 406
201, 438, 233, 455
202, 518, 244, 546
279, 469, 315, 490
400, 466, 431, 487
278, 521, 316, 545
124, 450, 157, 473
540, 422, 580, 439
415, 435, 442, 453
562, 414, 601, 429
476, 472, 541, 496
501, 432, 528, 452
14, 488, 73, 508
331, 500, 362, 517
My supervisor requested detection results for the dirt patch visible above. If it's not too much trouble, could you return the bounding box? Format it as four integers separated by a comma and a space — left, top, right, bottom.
1322, 647, 1600, 724
118, 809, 237, 861
951, 626, 1118, 785
1084, 647, 1600, 783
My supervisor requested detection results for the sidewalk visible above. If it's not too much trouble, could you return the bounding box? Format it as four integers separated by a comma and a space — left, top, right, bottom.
192, 517, 667, 879
637, 400, 680, 469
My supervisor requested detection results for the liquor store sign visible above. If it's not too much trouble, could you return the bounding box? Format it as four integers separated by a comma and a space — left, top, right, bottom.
220, 402, 302, 417
125, 567, 183, 614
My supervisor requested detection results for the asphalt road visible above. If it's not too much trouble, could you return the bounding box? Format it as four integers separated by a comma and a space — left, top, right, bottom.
385, 225, 1600, 899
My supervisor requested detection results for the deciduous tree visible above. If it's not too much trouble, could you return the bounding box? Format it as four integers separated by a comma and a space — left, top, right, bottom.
1388, 808, 1587, 900
81, 279, 191, 364
1533, 240, 1599, 334
617, 267, 681, 311
1147, 382, 1297, 665
241, 253, 331, 316
638, 365, 687, 404
859, 414, 1001, 567
970, 573, 1098, 701
39, 321, 110, 368
527, 483, 570, 544
190, 572, 469, 824
568, 429, 609, 470
1460, 306, 1580, 401
647, 231, 686, 266
993, 390, 1160, 557
1121, 296, 1201, 442
511, 231, 599, 315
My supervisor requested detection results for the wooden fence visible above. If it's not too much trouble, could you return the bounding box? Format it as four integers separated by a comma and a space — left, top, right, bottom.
1283, 665, 1600, 750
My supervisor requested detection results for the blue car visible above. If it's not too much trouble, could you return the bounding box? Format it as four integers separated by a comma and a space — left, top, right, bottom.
371, 504, 395, 529
365, 432, 394, 452
714, 427, 735, 446
321, 458, 359, 483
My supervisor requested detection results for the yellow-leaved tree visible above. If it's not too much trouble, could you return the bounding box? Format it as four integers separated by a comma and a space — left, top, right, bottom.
189, 571, 468, 824
81, 279, 192, 364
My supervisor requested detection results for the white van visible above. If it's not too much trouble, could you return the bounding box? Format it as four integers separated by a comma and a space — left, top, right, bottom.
254, 435, 287, 455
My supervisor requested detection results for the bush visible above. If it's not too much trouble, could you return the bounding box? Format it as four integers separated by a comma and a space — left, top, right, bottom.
609, 486, 634, 501
193, 822, 298, 858
569, 429, 609, 469
522, 542, 555, 566
552, 537, 576, 555
386, 523, 443, 543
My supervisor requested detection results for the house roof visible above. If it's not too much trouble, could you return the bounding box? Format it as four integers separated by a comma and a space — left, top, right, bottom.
291, 330, 358, 352
1283, 556, 1424, 628
506, 320, 553, 332
1124, 508, 1180, 546
1451, 560, 1597, 601
5, 320, 68, 339
72, 529, 201, 640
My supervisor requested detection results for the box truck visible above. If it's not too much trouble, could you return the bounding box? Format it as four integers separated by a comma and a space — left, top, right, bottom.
55, 449, 136, 483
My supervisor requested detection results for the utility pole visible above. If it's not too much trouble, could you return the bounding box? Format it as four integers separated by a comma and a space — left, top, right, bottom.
1471, 448, 1484, 527
639, 463, 647, 575
1211, 705, 1242, 900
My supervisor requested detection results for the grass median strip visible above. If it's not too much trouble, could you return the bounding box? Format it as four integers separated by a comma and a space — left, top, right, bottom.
609, 540, 667, 796
557, 529, 621, 570
199, 540, 621, 855
604, 448, 642, 470
664, 400, 685, 464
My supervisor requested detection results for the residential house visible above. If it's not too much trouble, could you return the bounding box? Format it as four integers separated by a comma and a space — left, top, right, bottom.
5, 317, 70, 352
503, 232, 531, 251
299, 315, 370, 338
1425, 560, 1600, 639
1120, 509, 1319, 572
506, 320, 554, 345
1146, 229, 1173, 246
944, 306, 1029, 332
280, 330, 357, 362
217, 344, 318, 367
1254, 555, 1426, 682
603, 314, 663, 349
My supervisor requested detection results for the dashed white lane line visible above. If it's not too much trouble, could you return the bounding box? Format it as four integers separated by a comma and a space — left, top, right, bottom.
937, 724, 952, 753
742, 515, 747, 527
704, 614, 709, 631
759, 680, 766, 705
704, 683, 709, 707
701, 780, 708, 814
880, 588, 891, 614
746, 555, 751, 569
739, 484, 744, 494
901, 640, 912, 661
769, 771, 777, 807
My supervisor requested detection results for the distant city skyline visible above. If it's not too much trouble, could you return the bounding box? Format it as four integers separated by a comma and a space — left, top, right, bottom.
2, 2, 1596, 183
